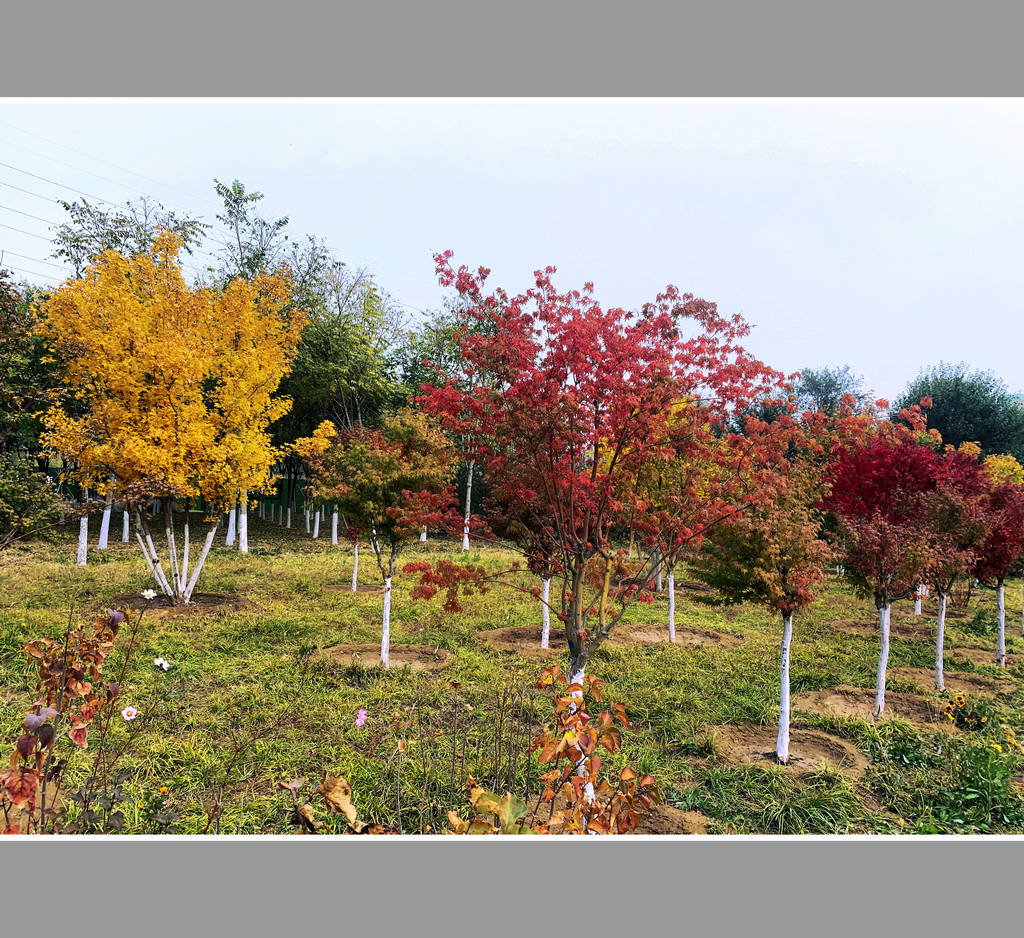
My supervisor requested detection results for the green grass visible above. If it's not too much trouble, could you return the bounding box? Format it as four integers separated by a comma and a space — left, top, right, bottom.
3, 520, 1024, 834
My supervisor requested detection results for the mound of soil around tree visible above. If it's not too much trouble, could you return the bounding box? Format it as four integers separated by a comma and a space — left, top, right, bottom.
477, 626, 564, 660
830, 617, 935, 642
794, 684, 948, 729
323, 583, 387, 594
888, 666, 1010, 696
710, 724, 869, 778
315, 643, 452, 671
607, 623, 741, 648
108, 592, 249, 617
946, 647, 1018, 668
527, 790, 711, 834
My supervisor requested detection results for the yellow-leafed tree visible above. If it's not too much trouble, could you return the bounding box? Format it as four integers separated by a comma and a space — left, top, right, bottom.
37, 231, 306, 603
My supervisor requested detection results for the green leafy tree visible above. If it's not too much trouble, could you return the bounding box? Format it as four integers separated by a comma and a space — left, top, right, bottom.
52, 196, 208, 278
893, 363, 1024, 461
795, 365, 870, 416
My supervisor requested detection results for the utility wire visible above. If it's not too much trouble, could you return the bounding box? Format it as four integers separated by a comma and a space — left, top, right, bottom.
0, 250, 70, 271
0, 222, 52, 241
0, 203, 59, 226
0, 160, 120, 206
0, 120, 216, 214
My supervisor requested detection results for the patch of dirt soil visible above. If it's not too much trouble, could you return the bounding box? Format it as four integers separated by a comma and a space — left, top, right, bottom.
315, 643, 452, 671
527, 791, 710, 835
323, 583, 387, 594
607, 623, 741, 648
711, 725, 869, 778
830, 617, 935, 642
477, 626, 563, 660
946, 647, 1018, 668
630, 804, 711, 835
794, 684, 949, 729
889, 666, 1010, 696
108, 592, 249, 617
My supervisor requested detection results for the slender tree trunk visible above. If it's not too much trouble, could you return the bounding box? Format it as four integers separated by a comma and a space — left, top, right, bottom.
627, 526, 635, 560
420, 526, 427, 542
667, 570, 676, 641
97, 492, 112, 550
305, 508, 311, 534
381, 576, 392, 667
121, 509, 130, 543
183, 521, 220, 604
935, 592, 947, 690
286, 507, 291, 529
180, 510, 191, 593
352, 541, 359, 591
225, 507, 236, 546
331, 510, 339, 545
914, 585, 923, 616
873, 604, 891, 718
777, 612, 793, 763
654, 550, 663, 592
313, 509, 320, 540
238, 492, 249, 553
76, 510, 88, 566
541, 576, 551, 648
462, 460, 474, 551
997, 581, 1006, 667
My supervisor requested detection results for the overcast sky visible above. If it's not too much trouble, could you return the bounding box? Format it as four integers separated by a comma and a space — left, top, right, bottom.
1, 99, 1022, 400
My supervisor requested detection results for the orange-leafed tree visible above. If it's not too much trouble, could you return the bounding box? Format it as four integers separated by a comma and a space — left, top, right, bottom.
36, 231, 305, 604
690, 422, 836, 763
294, 408, 460, 666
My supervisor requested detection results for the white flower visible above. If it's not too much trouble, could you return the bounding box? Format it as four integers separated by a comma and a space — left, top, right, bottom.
141, 589, 157, 600
153, 657, 170, 671
121, 705, 139, 721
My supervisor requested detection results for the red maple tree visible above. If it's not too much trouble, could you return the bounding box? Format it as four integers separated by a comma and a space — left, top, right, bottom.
407, 252, 785, 683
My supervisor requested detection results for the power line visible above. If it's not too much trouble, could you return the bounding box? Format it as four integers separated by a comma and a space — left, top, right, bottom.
0, 261, 61, 282
0, 160, 120, 207
0, 179, 67, 206
0, 250, 70, 271
0, 203, 59, 226
0, 120, 217, 214
0, 221, 52, 241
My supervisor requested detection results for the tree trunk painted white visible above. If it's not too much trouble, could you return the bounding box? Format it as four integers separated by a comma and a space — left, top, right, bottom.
567, 660, 596, 811
777, 612, 793, 764
997, 582, 1006, 667
541, 577, 551, 648
352, 542, 359, 591
380, 576, 392, 667
97, 493, 112, 549
331, 510, 339, 545
121, 510, 130, 543
238, 492, 249, 553
873, 604, 891, 718
179, 514, 190, 593
137, 530, 173, 598
76, 512, 88, 566
462, 460, 474, 551
305, 508, 311, 534
935, 592, 947, 690
914, 585, 923, 616
225, 507, 236, 546
312, 509, 320, 540
420, 526, 427, 542
286, 507, 292, 529
136, 531, 167, 596
183, 522, 219, 603
165, 507, 180, 595
667, 570, 676, 641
